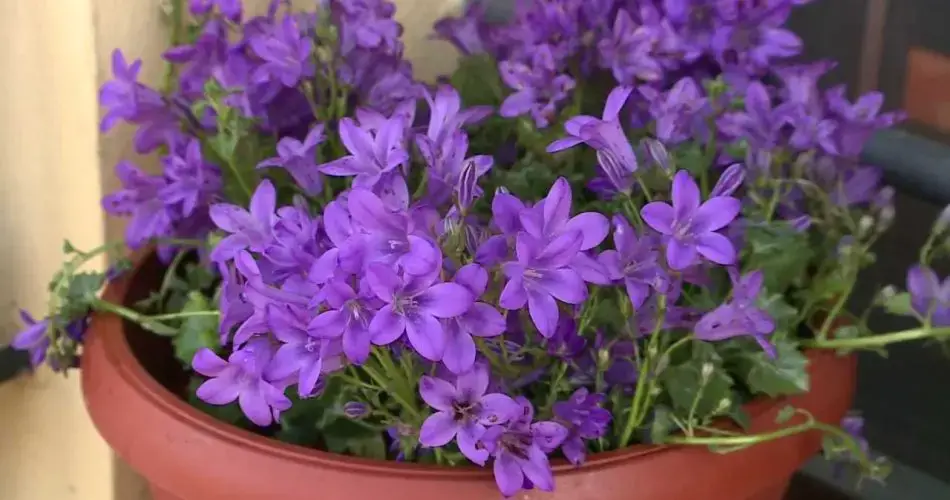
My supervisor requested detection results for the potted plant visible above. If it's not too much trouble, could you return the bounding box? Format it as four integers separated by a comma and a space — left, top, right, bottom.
13, 0, 946, 498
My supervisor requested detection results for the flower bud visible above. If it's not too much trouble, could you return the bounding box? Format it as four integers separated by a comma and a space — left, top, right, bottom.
716, 398, 731, 412
876, 285, 897, 305
342, 401, 369, 419
789, 215, 812, 232
643, 138, 671, 172
700, 362, 714, 382
857, 215, 875, 237
876, 205, 895, 233
457, 159, 478, 212
710, 163, 745, 197
934, 204, 950, 234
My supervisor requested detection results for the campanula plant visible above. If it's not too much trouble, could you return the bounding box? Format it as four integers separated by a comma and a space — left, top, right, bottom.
15, 0, 950, 496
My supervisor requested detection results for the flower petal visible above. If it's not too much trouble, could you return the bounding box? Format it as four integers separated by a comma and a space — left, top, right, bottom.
406, 313, 445, 361
457, 424, 489, 465
493, 452, 525, 497
459, 303, 506, 337
419, 283, 474, 318
520, 445, 555, 492
366, 263, 401, 302
696, 232, 737, 266
476, 393, 521, 425
443, 323, 477, 374
419, 411, 459, 447
536, 230, 584, 268
667, 239, 698, 270
196, 376, 241, 405
308, 310, 346, 338
527, 289, 559, 338
693, 197, 741, 233
671, 170, 701, 221
908, 265, 939, 301
531, 421, 569, 452
239, 386, 274, 426
543, 177, 572, 231
564, 212, 610, 250
209, 204, 254, 234
419, 375, 457, 411
538, 268, 588, 304
455, 362, 490, 400
369, 304, 406, 345
401, 235, 440, 275
603, 85, 634, 121
192, 348, 229, 376
500, 275, 528, 310
338, 117, 376, 159
640, 202, 675, 234
249, 179, 276, 223
454, 263, 489, 296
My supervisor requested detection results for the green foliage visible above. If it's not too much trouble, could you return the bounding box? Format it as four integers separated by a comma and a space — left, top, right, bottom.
172, 292, 220, 366
660, 343, 734, 419
775, 405, 796, 424
743, 221, 814, 294
734, 338, 810, 398
451, 55, 504, 107
881, 292, 913, 317
648, 405, 676, 444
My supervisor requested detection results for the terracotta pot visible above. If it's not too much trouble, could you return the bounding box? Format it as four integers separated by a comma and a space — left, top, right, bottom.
82, 254, 857, 500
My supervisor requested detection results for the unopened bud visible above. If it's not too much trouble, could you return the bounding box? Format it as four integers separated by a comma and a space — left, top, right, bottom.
858, 215, 875, 236
342, 402, 369, 419
717, 398, 732, 412
643, 138, 671, 172
710, 163, 745, 197
935, 205, 950, 234
701, 362, 714, 382
877, 205, 895, 232
596, 348, 611, 370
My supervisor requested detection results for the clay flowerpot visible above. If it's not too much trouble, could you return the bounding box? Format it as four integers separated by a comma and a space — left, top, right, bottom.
82, 254, 857, 500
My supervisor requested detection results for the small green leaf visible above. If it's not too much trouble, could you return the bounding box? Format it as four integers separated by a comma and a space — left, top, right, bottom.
62, 240, 77, 254
172, 292, 219, 365
649, 406, 676, 443
727, 402, 751, 430
775, 405, 796, 424
737, 339, 810, 398
881, 292, 913, 316
660, 362, 733, 418
744, 223, 814, 293
323, 420, 388, 460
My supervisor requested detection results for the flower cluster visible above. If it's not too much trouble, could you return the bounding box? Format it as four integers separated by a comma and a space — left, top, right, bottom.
12, 0, 941, 496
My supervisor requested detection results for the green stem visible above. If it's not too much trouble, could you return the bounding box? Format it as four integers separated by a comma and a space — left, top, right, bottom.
543, 362, 569, 414
620, 294, 666, 447
803, 326, 950, 350
815, 278, 856, 340
301, 81, 322, 120
369, 349, 421, 420
90, 298, 218, 335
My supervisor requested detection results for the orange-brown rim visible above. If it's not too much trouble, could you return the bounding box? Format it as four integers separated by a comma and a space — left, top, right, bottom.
88, 251, 814, 480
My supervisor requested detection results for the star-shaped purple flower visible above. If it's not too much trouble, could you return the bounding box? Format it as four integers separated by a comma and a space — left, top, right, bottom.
641, 170, 740, 270
265, 304, 344, 398
907, 265, 950, 326
695, 269, 776, 356
367, 263, 475, 361
418, 364, 520, 465
209, 180, 277, 263
599, 215, 668, 309
257, 124, 326, 195
442, 264, 506, 374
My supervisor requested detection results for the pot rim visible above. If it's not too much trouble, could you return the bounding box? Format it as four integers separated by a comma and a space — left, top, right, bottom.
87, 250, 831, 480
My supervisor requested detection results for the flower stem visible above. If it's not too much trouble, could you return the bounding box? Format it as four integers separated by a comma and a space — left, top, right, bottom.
815, 279, 855, 340
542, 362, 569, 414
89, 298, 219, 336
803, 326, 950, 350
619, 294, 666, 447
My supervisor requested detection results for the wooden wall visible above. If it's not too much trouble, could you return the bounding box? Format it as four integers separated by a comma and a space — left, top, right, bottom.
0, 0, 461, 498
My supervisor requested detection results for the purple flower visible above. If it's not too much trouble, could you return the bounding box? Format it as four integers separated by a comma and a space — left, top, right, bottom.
417, 130, 493, 207
418, 364, 521, 465
498, 46, 576, 128
101, 161, 172, 249
345, 188, 441, 275
331, 0, 403, 57
599, 216, 667, 308
190, 0, 242, 21
319, 117, 409, 189
192, 339, 292, 427
481, 397, 568, 496
597, 10, 663, 84
11, 311, 51, 368
422, 85, 493, 147
160, 138, 222, 217
442, 264, 506, 374
695, 269, 776, 356
249, 15, 314, 87
553, 388, 612, 465
257, 124, 325, 195
367, 263, 475, 361
433, 4, 488, 55
648, 77, 709, 145
907, 265, 950, 326
265, 304, 344, 397
500, 179, 608, 337
826, 85, 904, 157
717, 82, 787, 150
641, 171, 740, 270
99, 49, 166, 132
308, 278, 378, 365
545, 316, 587, 360
711, 7, 802, 71
548, 85, 637, 194
209, 180, 277, 262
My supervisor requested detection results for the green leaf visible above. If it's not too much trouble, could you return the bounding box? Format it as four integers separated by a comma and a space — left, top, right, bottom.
62, 240, 77, 254
757, 294, 799, 333
881, 292, 913, 316
744, 222, 814, 293
660, 360, 734, 419
450, 54, 503, 106
727, 401, 751, 430
171, 292, 219, 365
775, 405, 796, 424
736, 339, 810, 398
323, 419, 388, 460
649, 405, 676, 444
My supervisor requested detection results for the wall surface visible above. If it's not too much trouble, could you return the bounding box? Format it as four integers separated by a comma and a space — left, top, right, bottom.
0, 0, 460, 499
